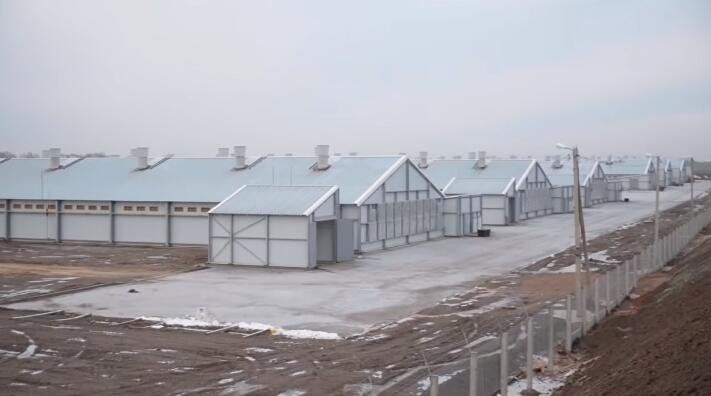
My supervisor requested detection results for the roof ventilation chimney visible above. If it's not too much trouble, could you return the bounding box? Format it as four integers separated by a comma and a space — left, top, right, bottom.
284, 153, 293, 156
130, 147, 149, 170
606, 155, 613, 165
216, 147, 229, 157
467, 152, 477, 160
418, 151, 428, 168
453, 155, 462, 160
315, 145, 330, 170
349, 152, 358, 156
545, 155, 552, 161
233, 146, 247, 169
552, 154, 563, 169
475, 151, 487, 169
43, 147, 61, 170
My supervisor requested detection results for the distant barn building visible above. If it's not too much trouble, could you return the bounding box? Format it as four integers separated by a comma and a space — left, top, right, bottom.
600, 157, 658, 191
422, 151, 553, 225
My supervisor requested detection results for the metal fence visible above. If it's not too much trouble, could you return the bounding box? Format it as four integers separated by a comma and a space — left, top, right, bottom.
427, 200, 711, 396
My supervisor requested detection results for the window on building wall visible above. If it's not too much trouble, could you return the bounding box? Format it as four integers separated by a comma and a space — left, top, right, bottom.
100, 205, 109, 211
136, 206, 146, 212
200, 207, 210, 213
64, 204, 73, 210
149, 206, 159, 212
88, 205, 97, 210
76, 205, 85, 210
0, 203, 5, 209
124, 206, 133, 211
13, 204, 21, 209
187, 207, 197, 213
47, 204, 56, 210
24, 204, 33, 209
36, 204, 45, 209
174, 207, 184, 212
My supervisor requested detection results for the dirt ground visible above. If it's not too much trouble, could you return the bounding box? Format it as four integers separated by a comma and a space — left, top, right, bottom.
553, 225, 711, 396
0, 243, 207, 305
0, 195, 708, 395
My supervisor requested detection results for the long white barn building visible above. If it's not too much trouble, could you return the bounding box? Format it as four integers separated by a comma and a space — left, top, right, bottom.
0, 146, 461, 267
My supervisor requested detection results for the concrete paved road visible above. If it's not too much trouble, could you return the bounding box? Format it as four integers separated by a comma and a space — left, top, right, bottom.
11, 182, 709, 335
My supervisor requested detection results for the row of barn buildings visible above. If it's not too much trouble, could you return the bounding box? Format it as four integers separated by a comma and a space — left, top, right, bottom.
0, 147, 693, 268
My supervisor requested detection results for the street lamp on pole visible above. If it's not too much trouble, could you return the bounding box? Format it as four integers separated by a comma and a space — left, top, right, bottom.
646, 154, 661, 268
557, 143, 588, 319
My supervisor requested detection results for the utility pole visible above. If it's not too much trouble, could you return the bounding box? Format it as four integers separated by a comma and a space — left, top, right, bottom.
558, 143, 589, 319
653, 156, 660, 267
690, 157, 694, 210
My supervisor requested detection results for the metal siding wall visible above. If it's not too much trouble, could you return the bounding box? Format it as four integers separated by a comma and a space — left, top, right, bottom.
269, 216, 308, 239
9, 213, 57, 240
0, 212, 6, 239
114, 215, 166, 244
209, 214, 231, 264
270, 240, 309, 267
481, 195, 508, 225
61, 214, 110, 242
314, 196, 335, 218
171, 216, 208, 245
384, 163, 407, 192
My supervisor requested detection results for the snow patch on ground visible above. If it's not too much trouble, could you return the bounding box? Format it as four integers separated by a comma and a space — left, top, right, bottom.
140, 316, 341, 340
245, 347, 273, 353
0, 289, 52, 299
416, 369, 466, 394
589, 249, 621, 264
502, 376, 565, 395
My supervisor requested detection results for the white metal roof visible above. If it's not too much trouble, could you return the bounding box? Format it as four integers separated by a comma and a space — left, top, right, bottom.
0, 155, 425, 205
442, 177, 516, 195
424, 159, 536, 190
600, 158, 654, 176
210, 185, 339, 216
540, 160, 602, 187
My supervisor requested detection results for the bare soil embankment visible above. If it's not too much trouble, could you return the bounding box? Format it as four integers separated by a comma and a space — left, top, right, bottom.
554, 225, 711, 396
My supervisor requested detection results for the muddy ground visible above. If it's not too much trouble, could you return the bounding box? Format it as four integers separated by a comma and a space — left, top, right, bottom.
0, 195, 709, 395
554, 225, 711, 396
0, 243, 207, 305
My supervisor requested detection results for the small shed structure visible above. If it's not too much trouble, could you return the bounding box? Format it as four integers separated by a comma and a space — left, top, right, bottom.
442, 178, 516, 225
208, 185, 351, 268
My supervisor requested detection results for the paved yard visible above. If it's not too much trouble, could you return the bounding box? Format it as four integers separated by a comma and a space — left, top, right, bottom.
9, 182, 709, 335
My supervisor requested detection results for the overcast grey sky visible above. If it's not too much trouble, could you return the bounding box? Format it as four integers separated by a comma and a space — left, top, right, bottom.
1, 0, 710, 159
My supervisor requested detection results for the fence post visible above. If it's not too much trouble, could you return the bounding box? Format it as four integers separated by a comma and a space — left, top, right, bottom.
469, 353, 478, 396
548, 307, 555, 367
430, 375, 439, 396
632, 255, 638, 288
605, 271, 611, 314
526, 318, 534, 393
593, 277, 600, 324
581, 284, 588, 335
623, 261, 629, 296
500, 331, 509, 396
565, 295, 572, 353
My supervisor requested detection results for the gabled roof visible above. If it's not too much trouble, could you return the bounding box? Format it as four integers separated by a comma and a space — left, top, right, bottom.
210, 185, 338, 216
665, 158, 689, 172
600, 158, 654, 176
442, 177, 516, 195
540, 160, 603, 187
424, 159, 535, 190
0, 155, 435, 205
